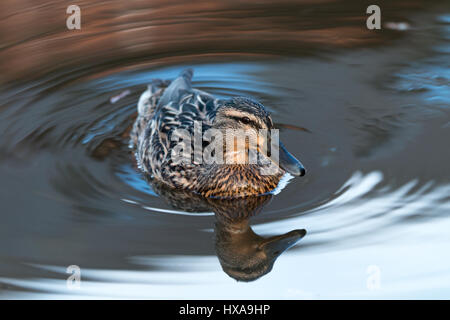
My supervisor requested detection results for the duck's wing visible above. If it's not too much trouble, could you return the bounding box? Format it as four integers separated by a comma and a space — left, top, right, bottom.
131, 79, 169, 148
154, 88, 218, 156
140, 69, 218, 122
132, 69, 220, 179
156, 68, 194, 109
154, 69, 219, 139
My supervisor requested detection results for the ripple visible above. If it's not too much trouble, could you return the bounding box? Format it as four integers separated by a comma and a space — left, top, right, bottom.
256, 171, 450, 249
1, 1, 450, 297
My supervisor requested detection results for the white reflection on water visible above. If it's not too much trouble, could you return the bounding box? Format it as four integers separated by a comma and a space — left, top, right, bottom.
256, 171, 450, 242
1, 171, 449, 299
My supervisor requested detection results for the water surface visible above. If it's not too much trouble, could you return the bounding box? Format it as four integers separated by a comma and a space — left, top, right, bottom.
0, 0, 449, 299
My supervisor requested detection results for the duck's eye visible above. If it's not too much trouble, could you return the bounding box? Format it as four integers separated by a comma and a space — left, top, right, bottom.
240, 117, 251, 124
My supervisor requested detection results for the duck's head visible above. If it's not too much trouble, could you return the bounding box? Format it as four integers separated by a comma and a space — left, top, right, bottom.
213, 97, 306, 177
215, 218, 306, 282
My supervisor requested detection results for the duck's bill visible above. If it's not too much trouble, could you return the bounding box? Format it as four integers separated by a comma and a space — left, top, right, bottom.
278, 141, 306, 176
260, 229, 307, 258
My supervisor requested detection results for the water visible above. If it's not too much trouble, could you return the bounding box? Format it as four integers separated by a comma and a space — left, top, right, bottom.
0, 0, 449, 299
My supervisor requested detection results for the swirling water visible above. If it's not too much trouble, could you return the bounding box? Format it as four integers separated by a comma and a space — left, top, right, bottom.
0, 1, 449, 299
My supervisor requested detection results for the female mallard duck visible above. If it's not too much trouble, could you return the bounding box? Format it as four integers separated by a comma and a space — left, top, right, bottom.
130, 69, 305, 198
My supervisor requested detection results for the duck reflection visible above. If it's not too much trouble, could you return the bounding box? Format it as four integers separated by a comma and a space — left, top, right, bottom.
152, 181, 306, 282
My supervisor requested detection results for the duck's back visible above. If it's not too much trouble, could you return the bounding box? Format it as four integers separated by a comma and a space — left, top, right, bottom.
130, 69, 220, 185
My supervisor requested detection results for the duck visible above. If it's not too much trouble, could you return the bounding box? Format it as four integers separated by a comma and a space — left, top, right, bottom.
130, 69, 305, 198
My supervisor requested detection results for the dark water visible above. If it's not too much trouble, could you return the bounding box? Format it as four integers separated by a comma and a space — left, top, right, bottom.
0, 0, 449, 298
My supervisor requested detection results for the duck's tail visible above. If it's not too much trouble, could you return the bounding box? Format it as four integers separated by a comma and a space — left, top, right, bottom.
156, 68, 194, 108
180, 68, 193, 82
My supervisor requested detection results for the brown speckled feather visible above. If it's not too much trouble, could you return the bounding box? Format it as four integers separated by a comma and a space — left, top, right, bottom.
130, 69, 284, 198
